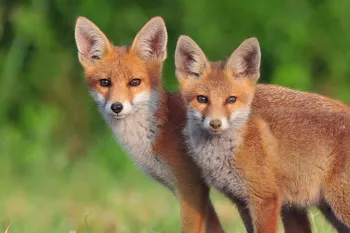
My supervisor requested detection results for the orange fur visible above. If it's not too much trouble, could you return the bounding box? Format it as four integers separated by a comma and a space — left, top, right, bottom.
75, 17, 224, 233
176, 36, 350, 233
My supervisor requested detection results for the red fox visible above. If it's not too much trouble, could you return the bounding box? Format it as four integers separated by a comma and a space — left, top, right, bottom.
74, 16, 225, 233
175, 35, 350, 233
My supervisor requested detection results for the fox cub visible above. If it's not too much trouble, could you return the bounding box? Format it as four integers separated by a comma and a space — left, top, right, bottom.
175, 35, 350, 233
74, 17, 225, 233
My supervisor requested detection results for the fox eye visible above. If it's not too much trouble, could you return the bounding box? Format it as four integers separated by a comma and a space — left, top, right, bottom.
129, 78, 141, 87
226, 96, 237, 104
197, 95, 208, 104
99, 79, 111, 87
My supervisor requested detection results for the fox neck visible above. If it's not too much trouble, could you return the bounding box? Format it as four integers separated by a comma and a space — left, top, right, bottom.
184, 119, 245, 161
184, 107, 251, 200
103, 88, 174, 189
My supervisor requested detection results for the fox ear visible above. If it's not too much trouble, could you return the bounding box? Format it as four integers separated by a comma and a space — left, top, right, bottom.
226, 37, 261, 83
175, 35, 208, 81
131, 17, 167, 62
75, 17, 112, 66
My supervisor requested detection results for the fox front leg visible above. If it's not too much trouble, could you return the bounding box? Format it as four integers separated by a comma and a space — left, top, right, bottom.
249, 194, 280, 233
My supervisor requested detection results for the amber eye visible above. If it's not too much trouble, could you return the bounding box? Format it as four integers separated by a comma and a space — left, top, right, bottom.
99, 79, 111, 87
129, 78, 141, 87
226, 96, 237, 104
197, 95, 209, 104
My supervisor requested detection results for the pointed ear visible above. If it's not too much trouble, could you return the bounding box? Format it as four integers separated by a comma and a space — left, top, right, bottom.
75, 17, 112, 66
175, 35, 209, 81
130, 17, 167, 62
226, 37, 261, 83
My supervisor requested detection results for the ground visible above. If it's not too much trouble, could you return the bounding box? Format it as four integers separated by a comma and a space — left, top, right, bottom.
0, 157, 335, 233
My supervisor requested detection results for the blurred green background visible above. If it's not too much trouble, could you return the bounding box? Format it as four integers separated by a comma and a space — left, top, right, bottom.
0, 0, 349, 232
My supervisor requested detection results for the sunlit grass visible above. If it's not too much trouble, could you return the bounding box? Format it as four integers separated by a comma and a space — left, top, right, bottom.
4, 224, 10, 233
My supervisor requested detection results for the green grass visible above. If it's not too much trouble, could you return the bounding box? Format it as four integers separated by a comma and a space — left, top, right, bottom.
0, 125, 337, 233
0, 155, 336, 233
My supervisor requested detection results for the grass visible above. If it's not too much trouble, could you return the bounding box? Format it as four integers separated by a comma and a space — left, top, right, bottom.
0, 155, 337, 233
0, 129, 337, 233
4, 225, 10, 233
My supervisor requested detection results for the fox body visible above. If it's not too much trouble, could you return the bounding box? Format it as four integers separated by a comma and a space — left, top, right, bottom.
74, 17, 226, 233
175, 36, 350, 233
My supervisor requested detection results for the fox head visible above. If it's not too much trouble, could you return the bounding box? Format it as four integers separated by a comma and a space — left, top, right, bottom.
175, 36, 261, 134
75, 16, 167, 119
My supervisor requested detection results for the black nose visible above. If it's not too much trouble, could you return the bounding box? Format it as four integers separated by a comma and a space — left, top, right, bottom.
111, 102, 123, 114
209, 119, 222, 130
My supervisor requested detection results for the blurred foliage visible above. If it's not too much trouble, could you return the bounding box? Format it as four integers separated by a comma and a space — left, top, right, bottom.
1, 0, 350, 169
0, 0, 350, 232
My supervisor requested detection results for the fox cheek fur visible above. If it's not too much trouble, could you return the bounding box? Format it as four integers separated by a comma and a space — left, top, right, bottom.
186, 106, 249, 133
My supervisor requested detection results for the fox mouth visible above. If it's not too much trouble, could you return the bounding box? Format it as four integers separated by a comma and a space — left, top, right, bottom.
110, 113, 129, 119
208, 129, 224, 135
203, 125, 225, 135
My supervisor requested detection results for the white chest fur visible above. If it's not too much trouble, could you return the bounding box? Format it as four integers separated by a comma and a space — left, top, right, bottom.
102, 101, 174, 191
184, 123, 247, 200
